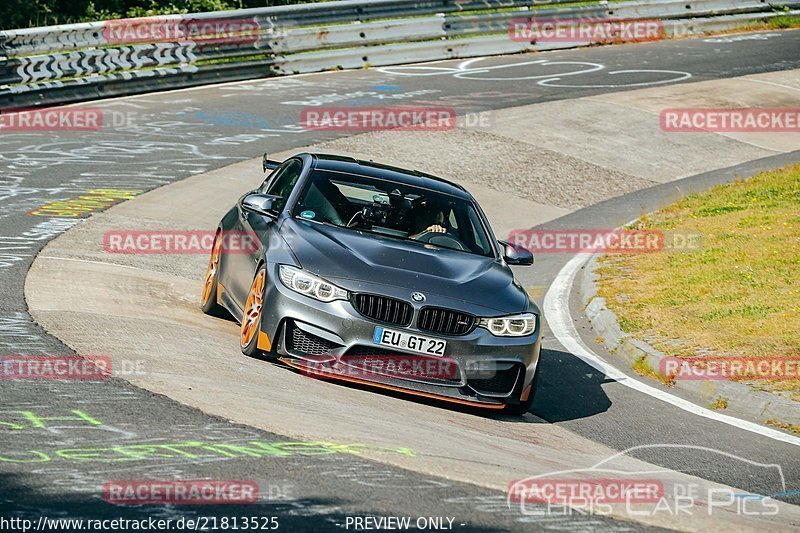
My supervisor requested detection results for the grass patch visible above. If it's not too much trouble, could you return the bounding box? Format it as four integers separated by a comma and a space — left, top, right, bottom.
766, 419, 800, 435
714, 15, 800, 35
632, 356, 675, 387
767, 15, 800, 30
709, 397, 728, 410
598, 164, 800, 400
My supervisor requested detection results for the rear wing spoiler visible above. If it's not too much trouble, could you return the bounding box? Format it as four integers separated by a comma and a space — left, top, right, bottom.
263, 153, 281, 173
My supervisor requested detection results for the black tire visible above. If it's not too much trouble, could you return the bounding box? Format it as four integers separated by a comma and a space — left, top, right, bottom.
201, 229, 225, 316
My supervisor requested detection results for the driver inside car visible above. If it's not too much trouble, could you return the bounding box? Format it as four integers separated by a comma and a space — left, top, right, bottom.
410, 203, 448, 240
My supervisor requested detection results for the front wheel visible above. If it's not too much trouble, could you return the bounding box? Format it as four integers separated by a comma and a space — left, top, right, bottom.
201, 229, 225, 316
240, 265, 267, 357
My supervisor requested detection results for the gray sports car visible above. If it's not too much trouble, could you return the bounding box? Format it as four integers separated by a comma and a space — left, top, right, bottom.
202, 152, 542, 414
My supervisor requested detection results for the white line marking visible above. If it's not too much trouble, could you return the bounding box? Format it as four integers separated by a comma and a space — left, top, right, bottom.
744, 78, 800, 93
538, 69, 692, 88
543, 253, 800, 447
38, 256, 153, 273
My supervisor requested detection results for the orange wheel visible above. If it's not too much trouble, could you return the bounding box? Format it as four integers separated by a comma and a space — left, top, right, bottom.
201, 230, 224, 315
241, 268, 266, 349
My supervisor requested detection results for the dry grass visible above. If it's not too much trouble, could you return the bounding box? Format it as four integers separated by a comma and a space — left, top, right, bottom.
716, 15, 800, 34
597, 164, 800, 399
632, 356, 675, 387
766, 419, 800, 435
709, 397, 729, 410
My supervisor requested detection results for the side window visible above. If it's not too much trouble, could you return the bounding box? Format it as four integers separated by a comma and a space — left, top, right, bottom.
264, 159, 303, 213
448, 209, 458, 229
258, 168, 280, 194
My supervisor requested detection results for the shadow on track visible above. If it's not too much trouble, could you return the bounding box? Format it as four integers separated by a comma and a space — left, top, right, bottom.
264, 346, 613, 422
0, 472, 339, 532
0, 472, 504, 532
528, 347, 614, 423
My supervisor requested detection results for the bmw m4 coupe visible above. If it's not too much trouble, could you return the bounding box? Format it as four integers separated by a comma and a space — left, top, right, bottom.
202, 152, 542, 414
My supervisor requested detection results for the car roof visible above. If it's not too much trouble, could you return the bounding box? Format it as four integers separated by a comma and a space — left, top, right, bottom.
308, 153, 473, 200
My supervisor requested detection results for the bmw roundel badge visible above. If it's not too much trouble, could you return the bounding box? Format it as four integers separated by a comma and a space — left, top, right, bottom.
411, 292, 426, 302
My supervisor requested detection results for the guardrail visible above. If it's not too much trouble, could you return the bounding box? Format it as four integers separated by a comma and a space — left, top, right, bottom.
0, 0, 798, 108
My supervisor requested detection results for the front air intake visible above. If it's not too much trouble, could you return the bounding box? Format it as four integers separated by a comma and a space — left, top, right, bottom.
352, 293, 413, 326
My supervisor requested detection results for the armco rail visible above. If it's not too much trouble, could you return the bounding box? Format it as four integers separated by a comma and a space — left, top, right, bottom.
0, 0, 798, 108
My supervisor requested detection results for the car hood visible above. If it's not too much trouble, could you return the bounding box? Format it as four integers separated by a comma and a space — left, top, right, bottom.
280, 218, 528, 314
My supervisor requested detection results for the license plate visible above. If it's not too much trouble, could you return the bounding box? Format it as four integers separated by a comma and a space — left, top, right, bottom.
372, 327, 446, 357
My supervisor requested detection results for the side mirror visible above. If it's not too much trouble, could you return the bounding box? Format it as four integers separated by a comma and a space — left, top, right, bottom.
499, 240, 533, 266
242, 193, 281, 216
263, 153, 281, 172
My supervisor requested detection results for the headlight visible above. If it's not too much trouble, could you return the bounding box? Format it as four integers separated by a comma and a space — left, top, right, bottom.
478, 313, 536, 337
278, 265, 348, 302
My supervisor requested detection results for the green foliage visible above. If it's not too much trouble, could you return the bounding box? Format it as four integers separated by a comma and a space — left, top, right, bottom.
1, 0, 327, 30
767, 15, 800, 29
1, 0, 91, 30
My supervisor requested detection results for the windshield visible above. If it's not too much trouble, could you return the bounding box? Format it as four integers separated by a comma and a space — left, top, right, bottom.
292, 170, 495, 257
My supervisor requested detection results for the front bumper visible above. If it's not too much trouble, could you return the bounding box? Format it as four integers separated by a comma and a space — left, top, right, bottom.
259, 264, 542, 408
